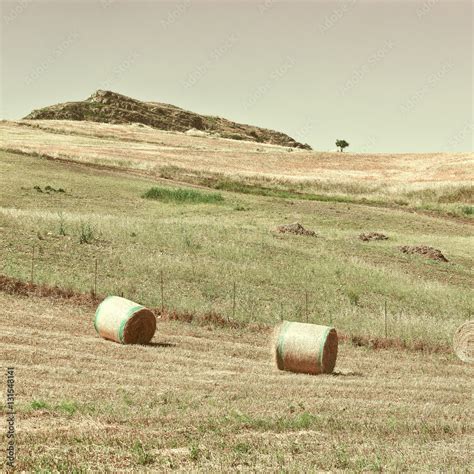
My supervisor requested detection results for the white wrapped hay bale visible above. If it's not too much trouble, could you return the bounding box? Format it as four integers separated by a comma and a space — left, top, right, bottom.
94, 296, 156, 344
274, 321, 338, 375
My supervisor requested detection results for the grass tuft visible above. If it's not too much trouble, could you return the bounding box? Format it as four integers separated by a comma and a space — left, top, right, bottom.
142, 186, 224, 204
31, 399, 49, 410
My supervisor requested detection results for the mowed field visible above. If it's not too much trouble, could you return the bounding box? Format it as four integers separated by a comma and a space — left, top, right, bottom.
0, 292, 472, 471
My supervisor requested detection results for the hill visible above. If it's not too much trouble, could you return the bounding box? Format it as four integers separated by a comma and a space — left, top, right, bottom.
23, 90, 312, 149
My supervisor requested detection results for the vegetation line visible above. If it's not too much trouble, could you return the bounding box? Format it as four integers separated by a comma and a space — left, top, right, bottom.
0, 274, 452, 355
2, 147, 471, 222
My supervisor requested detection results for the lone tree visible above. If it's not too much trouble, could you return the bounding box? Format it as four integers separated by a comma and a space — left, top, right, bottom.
336, 139, 349, 152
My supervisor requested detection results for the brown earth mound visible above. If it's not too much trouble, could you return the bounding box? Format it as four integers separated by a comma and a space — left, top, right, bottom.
24, 90, 312, 149
399, 245, 448, 262
359, 232, 388, 241
276, 222, 316, 236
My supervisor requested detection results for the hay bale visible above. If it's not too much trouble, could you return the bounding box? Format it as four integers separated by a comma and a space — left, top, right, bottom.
274, 321, 338, 375
94, 296, 156, 344
453, 321, 474, 363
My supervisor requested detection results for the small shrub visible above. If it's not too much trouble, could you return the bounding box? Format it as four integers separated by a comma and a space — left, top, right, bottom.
58, 400, 78, 415
31, 399, 49, 410
233, 442, 251, 454
189, 444, 200, 461
34, 185, 43, 193
347, 289, 360, 306
142, 186, 224, 204
58, 212, 67, 236
132, 441, 154, 466
79, 223, 94, 244
461, 205, 473, 216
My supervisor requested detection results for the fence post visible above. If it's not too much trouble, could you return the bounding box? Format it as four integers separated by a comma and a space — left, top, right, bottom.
384, 300, 388, 338
232, 281, 236, 320
30, 245, 35, 284
305, 290, 309, 323
94, 258, 98, 296
160, 270, 164, 313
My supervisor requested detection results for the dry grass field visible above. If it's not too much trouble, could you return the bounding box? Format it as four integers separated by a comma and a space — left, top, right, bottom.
1, 120, 473, 216
0, 291, 472, 471
1, 149, 472, 348
0, 120, 472, 471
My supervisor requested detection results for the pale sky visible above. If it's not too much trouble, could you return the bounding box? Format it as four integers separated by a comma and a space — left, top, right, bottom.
1, 0, 472, 152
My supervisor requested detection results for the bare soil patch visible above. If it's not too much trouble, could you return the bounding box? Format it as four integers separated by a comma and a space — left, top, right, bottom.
276, 222, 316, 236
399, 245, 448, 262
359, 232, 388, 241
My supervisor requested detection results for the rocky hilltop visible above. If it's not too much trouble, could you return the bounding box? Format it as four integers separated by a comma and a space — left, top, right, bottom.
24, 90, 311, 149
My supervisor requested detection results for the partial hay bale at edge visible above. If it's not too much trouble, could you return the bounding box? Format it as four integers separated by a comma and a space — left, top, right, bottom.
274, 321, 338, 375
453, 321, 474, 363
94, 296, 156, 344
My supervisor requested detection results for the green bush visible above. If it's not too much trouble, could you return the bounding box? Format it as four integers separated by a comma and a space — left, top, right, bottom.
142, 186, 224, 204
79, 222, 94, 244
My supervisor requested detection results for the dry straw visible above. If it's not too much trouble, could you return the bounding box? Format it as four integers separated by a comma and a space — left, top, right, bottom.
453, 321, 474, 363
94, 296, 156, 344
273, 321, 338, 375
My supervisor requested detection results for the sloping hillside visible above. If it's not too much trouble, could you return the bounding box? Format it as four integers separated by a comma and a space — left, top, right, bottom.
1, 119, 472, 216
23, 90, 312, 149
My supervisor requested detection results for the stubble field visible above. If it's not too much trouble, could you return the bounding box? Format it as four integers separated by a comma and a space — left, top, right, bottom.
0, 292, 472, 471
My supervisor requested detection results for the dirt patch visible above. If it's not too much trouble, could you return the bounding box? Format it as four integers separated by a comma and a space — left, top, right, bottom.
276, 222, 316, 236
0, 274, 101, 306
398, 245, 448, 262
359, 232, 388, 241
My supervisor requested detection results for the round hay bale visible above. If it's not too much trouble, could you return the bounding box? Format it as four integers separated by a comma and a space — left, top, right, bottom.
453, 321, 474, 363
94, 296, 156, 344
274, 321, 338, 375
